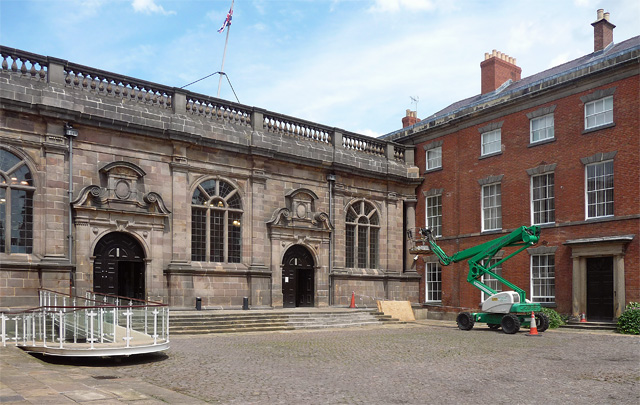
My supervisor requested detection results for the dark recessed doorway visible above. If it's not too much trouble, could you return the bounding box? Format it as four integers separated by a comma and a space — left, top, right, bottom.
586, 256, 614, 321
282, 245, 315, 308
93, 232, 145, 300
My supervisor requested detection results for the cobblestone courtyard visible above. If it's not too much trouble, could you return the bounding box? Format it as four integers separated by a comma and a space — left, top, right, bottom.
4, 322, 640, 404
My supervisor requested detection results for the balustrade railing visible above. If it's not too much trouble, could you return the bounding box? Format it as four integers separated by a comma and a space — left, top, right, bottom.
263, 112, 332, 144
0, 47, 47, 81
0, 45, 412, 167
63, 63, 173, 109
0, 289, 169, 355
342, 131, 387, 157
186, 94, 251, 126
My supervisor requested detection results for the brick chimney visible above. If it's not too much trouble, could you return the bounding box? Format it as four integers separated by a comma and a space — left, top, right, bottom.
402, 109, 420, 128
592, 9, 615, 53
480, 50, 521, 95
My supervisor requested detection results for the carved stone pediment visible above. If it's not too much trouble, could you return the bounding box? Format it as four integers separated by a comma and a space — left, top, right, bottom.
267, 188, 332, 232
72, 185, 170, 216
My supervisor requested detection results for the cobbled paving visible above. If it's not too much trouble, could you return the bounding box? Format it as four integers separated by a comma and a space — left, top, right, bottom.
41, 323, 639, 404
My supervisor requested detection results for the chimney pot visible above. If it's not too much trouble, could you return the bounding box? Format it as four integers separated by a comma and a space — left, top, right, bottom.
480, 49, 522, 94
591, 9, 615, 52
402, 110, 420, 128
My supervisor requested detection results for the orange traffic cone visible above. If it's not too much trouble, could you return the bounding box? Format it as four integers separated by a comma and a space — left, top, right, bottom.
526, 312, 540, 336
580, 313, 587, 323
349, 291, 356, 308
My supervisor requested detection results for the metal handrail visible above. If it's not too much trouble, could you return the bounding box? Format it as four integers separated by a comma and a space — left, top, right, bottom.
1, 289, 169, 354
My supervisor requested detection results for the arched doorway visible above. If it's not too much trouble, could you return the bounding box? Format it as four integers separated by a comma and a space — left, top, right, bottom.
282, 245, 315, 308
93, 232, 145, 300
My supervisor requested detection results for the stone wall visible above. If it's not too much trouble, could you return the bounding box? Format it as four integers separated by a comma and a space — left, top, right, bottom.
0, 46, 421, 310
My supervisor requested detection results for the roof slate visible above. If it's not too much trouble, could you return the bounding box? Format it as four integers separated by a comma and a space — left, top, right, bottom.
383, 35, 640, 140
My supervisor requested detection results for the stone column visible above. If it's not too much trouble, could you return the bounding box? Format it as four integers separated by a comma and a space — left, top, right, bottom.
385, 194, 400, 273
614, 254, 625, 318
317, 238, 331, 307
571, 256, 586, 317
271, 238, 283, 307
42, 124, 68, 261
170, 143, 190, 263
404, 197, 417, 273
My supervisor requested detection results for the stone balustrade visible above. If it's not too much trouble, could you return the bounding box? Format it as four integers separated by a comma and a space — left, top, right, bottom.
0, 45, 413, 168
0, 47, 47, 81
64, 64, 173, 110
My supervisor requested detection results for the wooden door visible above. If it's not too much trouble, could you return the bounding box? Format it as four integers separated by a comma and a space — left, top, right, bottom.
282, 245, 314, 308
586, 257, 614, 321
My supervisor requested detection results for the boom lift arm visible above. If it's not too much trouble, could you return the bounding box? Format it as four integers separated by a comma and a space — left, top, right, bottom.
418, 225, 549, 334
419, 225, 540, 304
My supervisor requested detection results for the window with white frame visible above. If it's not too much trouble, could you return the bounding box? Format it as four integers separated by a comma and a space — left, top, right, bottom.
584, 96, 613, 130
531, 254, 555, 303
586, 160, 614, 219
531, 173, 555, 225
530, 114, 554, 143
482, 183, 502, 231
425, 261, 442, 302
426, 146, 442, 170
480, 258, 503, 302
425, 194, 442, 237
481, 129, 501, 156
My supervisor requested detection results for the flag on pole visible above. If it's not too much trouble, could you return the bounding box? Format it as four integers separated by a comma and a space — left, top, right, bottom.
218, 1, 234, 33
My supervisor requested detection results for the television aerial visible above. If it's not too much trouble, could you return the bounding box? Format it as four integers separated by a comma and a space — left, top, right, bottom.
410, 96, 419, 116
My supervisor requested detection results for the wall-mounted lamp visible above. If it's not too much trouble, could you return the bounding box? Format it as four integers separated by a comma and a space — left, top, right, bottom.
64, 123, 78, 137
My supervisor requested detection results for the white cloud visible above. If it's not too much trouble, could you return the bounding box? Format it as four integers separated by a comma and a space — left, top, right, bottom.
132, 0, 175, 15
368, 0, 436, 13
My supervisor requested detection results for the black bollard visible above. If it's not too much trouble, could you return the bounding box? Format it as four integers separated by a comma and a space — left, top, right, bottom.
196, 297, 202, 311
242, 297, 249, 310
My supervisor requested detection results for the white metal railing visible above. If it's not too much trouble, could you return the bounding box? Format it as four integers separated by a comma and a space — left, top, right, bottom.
1, 289, 169, 355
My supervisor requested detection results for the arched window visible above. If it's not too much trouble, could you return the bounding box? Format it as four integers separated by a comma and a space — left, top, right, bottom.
345, 200, 379, 269
191, 179, 242, 263
0, 150, 34, 254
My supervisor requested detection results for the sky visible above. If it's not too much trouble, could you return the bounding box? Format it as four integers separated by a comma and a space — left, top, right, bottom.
1, 0, 639, 137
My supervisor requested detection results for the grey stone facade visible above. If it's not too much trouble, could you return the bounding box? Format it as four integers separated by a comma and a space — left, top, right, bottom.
0, 47, 421, 310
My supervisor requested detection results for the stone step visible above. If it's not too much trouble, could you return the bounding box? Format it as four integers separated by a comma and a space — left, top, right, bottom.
560, 321, 617, 331
169, 309, 401, 335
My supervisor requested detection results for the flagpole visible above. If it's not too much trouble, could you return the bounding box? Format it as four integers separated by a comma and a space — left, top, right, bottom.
217, 0, 234, 98
217, 25, 231, 98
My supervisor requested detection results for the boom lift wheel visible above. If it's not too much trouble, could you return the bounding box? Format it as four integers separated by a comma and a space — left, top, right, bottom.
456, 312, 475, 331
501, 314, 521, 334
535, 312, 550, 332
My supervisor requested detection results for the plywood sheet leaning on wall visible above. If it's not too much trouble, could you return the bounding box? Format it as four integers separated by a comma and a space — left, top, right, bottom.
377, 300, 415, 322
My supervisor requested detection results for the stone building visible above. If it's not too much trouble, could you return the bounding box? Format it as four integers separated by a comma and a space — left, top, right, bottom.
385, 10, 639, 320
0, 47, 421, 310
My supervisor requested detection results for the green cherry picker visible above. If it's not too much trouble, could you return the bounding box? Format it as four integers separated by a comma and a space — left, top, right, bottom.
419, 226, 550, 334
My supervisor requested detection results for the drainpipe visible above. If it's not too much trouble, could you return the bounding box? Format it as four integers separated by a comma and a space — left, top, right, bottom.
64, 123, 78, 297
327, 173, 336, 306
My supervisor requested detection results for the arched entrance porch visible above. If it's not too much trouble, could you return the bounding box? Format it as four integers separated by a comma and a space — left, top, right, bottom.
93, 232, 146, 300
282, 245, 315, 308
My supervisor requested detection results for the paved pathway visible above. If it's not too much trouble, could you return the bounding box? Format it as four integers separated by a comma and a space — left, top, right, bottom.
1, 321, 638, 404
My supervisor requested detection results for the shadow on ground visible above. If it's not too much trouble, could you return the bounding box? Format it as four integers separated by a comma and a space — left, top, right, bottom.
27, 351, 169, 367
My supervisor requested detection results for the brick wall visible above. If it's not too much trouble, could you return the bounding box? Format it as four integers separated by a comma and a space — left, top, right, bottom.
413, 73, 639, 315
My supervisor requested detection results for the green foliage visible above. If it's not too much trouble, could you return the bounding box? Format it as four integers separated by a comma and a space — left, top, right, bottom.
540, 307, 564, 329
617, 302, 640, 335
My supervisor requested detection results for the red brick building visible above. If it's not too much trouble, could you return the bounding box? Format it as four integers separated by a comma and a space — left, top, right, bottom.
385, 10, 639, 321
